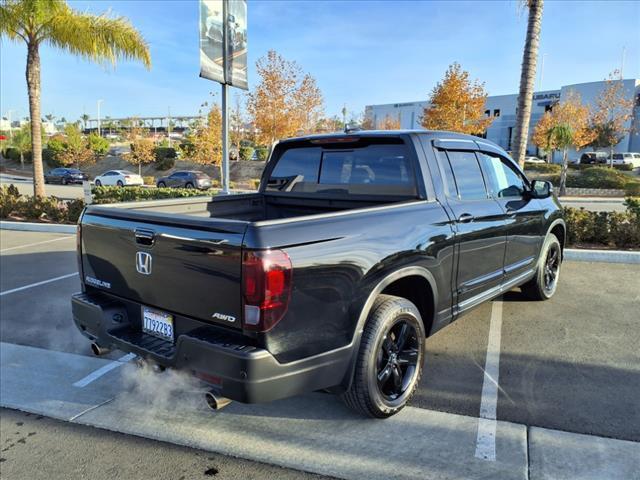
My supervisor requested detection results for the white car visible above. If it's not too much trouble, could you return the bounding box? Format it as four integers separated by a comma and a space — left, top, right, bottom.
94, 170, 143, 187
610, 152, 640, 168
524, 156, 546, 164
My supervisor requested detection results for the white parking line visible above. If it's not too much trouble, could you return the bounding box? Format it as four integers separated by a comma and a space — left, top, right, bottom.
0, 235, 74, 253
72, 353, 137, 388
475, 299, 503, 461
0, 272, 78, 296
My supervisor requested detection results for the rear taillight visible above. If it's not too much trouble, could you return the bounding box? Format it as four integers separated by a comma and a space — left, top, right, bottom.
242, 249, 292, 332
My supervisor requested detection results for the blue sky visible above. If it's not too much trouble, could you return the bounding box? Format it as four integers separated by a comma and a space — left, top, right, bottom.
1, 0, 638, 123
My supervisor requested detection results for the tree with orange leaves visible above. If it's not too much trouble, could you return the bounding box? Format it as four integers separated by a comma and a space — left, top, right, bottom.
421, 63, 493, 135
587, 71, 635, 167
532, 91, 595, 195
380, 114, 401, 130
247, 50, 324, 147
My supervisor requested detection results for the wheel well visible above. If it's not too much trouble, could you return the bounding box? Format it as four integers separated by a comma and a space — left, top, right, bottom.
381, 275, 435, 336
550, 223, 566, 253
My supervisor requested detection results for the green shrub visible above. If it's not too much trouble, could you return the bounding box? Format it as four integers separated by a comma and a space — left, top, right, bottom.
613, 163, 634, 172
255, 146, 269, 161
623, 197, 640, 219
154, 147, 177, 170
66, 198, 86, 223
2, 148, 37, 163
91, 185, 218, 203
563, 205, 640, 249
0, 185, 22, 217
524, 162, 560, 173
88, 133, 110, 156
239, 146, 255, 161
566, 167, 630, 189
249, 178, 261, 190
624, 182, 640, 196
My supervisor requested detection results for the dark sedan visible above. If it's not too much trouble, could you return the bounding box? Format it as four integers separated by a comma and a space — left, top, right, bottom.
156, 171, 213, 190
44, 168, 88, 185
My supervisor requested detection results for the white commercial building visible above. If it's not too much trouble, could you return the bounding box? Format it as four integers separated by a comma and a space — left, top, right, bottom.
365, 79, 640, 162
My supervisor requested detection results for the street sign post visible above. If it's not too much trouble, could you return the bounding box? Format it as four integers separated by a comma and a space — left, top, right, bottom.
199, 0, 248, 194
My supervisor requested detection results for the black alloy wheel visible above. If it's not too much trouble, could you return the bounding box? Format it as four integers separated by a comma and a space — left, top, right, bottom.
521, 233, 562, 300
341, 294, 425, 418
543, 243, 560, 295
376, 319, 420, 401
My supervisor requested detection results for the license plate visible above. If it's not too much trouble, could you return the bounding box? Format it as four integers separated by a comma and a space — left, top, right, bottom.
142, 307, 174, 342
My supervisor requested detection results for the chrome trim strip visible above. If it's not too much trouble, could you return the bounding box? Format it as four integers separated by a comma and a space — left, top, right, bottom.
456, 268, 535, 314
503, 256, 535, 274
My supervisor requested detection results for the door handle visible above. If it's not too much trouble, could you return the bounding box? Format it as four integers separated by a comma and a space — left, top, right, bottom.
457, 213, 474, 223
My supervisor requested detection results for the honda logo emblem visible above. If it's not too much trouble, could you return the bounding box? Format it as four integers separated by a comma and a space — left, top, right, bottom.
136, 251, 152, 275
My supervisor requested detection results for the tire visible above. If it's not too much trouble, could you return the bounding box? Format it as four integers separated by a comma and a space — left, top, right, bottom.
95, 179, 102, 187
116, 180, 124, 187
185, 182, 194, 189
341, 294, 425, 418
521, 233, 562, 301
157, 181, 166, 188
61, 177, 67, 185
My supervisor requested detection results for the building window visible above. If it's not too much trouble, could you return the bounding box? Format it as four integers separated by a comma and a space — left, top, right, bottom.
485, 109, 490, 117
493, 109, 501, 117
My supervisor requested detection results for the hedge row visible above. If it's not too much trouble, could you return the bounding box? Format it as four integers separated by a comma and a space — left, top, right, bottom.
563, 200, 640, 249
91, 185, 218, 203
0, 185, 84, 224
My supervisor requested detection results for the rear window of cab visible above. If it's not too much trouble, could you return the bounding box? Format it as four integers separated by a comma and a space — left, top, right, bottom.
266, 137, 418, 197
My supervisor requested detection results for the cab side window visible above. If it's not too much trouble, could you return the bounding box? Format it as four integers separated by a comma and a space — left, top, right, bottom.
477, 152, 527, 198
445, 150, 488, 200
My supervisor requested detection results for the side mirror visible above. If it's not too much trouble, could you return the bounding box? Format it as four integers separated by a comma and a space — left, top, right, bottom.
530, 180, 553, 199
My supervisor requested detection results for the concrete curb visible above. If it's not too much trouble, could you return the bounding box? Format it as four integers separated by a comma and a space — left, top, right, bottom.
564, 248, 640, 264
0, 221, 77, 234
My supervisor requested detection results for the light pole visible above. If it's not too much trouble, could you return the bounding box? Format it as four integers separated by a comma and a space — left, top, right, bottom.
341, 105, 347, 129
97, 99, 104, 136
538, 53, 548, 91
167, 107, 172, 147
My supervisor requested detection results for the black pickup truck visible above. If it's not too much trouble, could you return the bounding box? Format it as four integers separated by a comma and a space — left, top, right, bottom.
72, 130, 565, 418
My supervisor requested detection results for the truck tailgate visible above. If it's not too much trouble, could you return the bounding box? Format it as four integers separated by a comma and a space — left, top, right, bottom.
80, 208, 248, 330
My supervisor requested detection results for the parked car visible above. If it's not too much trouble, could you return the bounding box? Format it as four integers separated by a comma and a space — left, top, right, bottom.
72, 130, 564, 418
524, 156, 545, 164
580, 152, 608, 165
44, 168, 88, 185
94, 170, 143, 187
156, 171, 213, 189
609, 152, 640, 168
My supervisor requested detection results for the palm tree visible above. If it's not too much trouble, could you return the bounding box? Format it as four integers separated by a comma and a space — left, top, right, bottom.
547, 124, 573, 197
512, 0, 544, 167
81, 113, 90, 132
0, 0, 151, 197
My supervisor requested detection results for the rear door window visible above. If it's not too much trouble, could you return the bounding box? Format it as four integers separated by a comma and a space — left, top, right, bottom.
444, 151, 488, 200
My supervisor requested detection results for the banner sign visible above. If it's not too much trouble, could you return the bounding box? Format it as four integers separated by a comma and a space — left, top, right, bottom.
199, 0, 248, 90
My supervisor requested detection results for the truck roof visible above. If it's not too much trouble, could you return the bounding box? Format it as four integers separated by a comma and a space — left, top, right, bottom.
278, 129, 485, 144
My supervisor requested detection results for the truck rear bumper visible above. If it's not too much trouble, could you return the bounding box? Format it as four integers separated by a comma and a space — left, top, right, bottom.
71, 292, 352, 403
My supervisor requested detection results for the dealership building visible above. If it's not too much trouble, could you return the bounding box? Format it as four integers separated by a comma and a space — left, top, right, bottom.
365, 78, 640, 161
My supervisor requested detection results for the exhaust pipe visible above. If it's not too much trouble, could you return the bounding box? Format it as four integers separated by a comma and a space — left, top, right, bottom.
91, 342, 110, 356
205, 390, 232, 411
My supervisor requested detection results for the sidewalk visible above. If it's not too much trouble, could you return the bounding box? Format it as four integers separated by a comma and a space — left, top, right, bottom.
2, 342, 638, 480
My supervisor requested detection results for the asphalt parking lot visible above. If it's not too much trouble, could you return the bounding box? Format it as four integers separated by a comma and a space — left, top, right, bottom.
1, 229, 639, 479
